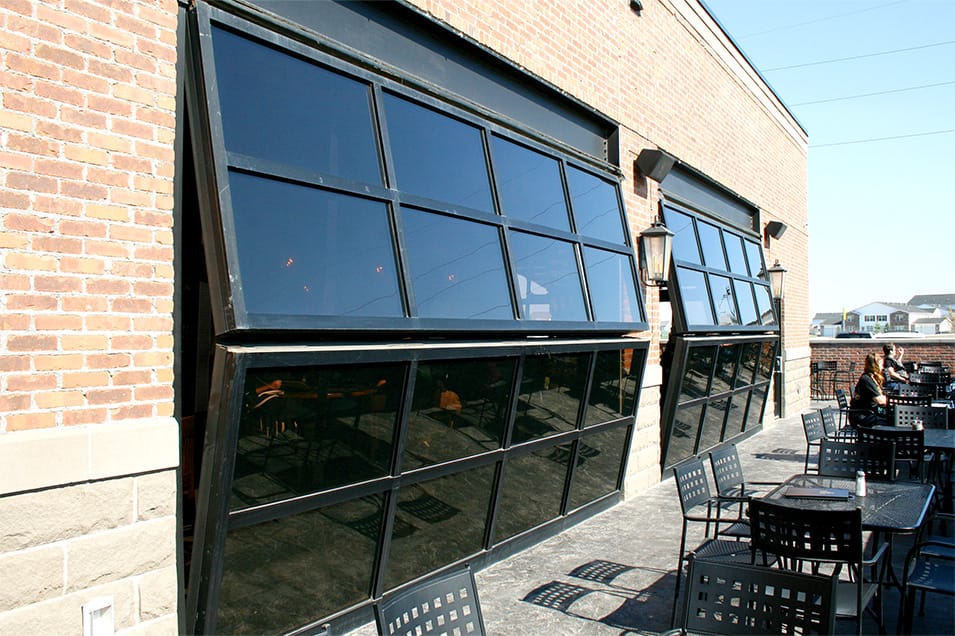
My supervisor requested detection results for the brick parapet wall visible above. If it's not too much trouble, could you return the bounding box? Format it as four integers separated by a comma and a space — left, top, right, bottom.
0, 0, 178, 432
810, 338, 955, 392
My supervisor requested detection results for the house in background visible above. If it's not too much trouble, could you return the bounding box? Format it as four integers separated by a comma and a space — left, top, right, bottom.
811, 312, 844, 337
844, 301, 946, 334
913, 315, 953, 335
909, 294, 955, 312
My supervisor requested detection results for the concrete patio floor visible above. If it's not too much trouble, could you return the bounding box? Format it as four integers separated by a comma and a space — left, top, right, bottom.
347, 401, 954, 635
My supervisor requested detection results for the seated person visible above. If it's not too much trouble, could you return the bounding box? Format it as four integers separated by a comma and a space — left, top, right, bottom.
849, 353, 887, 428
882, 343, 908, 392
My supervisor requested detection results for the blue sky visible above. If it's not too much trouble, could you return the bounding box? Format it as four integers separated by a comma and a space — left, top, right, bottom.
701, 0, 954, 318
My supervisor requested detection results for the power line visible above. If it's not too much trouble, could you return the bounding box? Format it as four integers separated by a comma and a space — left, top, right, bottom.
791, 80, 955, 106
810, 129, 955, 148
734, 0, 907, 39
762, 40, 955, 72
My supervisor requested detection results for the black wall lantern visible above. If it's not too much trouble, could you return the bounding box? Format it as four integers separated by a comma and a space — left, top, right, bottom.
638, 216, 674, 287
767, 259, 787, 301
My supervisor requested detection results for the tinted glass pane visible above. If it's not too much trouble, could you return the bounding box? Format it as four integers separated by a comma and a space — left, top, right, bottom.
724, 233, 748, 275
403, 358, 514, 469
583, 248, 643, 323
710, 274, 738, 326
736, 343, 761, 388
755, 284, 776, 325
711, 344, 739, 395
217, 496, 383, 634
585, 349, 642, 426
230, 172, 403, 319
494, 445, 569, 542
757, 341, 776, 383
509, 231, 586, 321
568, 427, 627, 510
383, 93, 493, 212
744, 239, 764, 277
213, 28, 381, 184
402, 209, 512, 319
733, 279, 759, 326
666, 403, 703, 467
723, 394, 746, 439
384, 466, 494, 589
232, 363, 404, 509
677, 267, 714, 326
698, 399, 727, 453
744, 386, 769, 431
663, 207, 700, 265
512, 353, 588, 444
679, 346, 714, 403
566, 166, 625, 243
492, 135, 569, 230
697, 221, 726, 270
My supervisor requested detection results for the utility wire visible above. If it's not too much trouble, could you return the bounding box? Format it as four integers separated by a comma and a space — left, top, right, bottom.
810, 129, 955, 148
791, 80, 955, 106
762, 40, 955, 72
733, 0, 907, 39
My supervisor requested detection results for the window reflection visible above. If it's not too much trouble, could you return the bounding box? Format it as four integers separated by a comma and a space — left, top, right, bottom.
677, 268, 713, 326
736, 343, 760, 388
744, 239, 764, 278
403, 358, 514, 469
663, 208, 701, 265
755, 284, 776, 325
665, 402, 703, 467
402, 208, 513, 319
495, 445, 570, 541
697, 221, 726, 270
757, 341, 776, 383
745, 387, 769, 431
711, 344, 738, 395
583, 247, 643, 323
233, 364, 404, 510
566, 166, 625, 244
678, 346, 714, 403
710, 274, 738, 326
217, 496, 383, 634
230, 172, 403, 319
585, 349, 641, 426
509, 231, 586, 321
698, 399, 727, 453
722, 394, 746, 438
384, 466, 494, 590
733, 279, 759, 326
492, 136, 570, 230
212, 28, 381, 185
512, 353, 588, 444
568, 428, 627, 510
383, 92, 494, 212
724, 233, 748, 276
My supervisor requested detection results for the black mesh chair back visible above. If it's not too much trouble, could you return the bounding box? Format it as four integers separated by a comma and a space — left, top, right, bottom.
802, 411, 826, 473
858, 427, 925, 479
674, 457, 713, 515
817, 439, 896, 481
679, 559, 837, 636
376, 567, 485, 636
897, 383, 932, 397
887, 393, 933, 408
894, 404, 948, 429
708, 443, 745, 498
820, 406, 840, 437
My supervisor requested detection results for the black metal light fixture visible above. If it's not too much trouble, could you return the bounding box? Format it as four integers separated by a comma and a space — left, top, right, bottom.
638, 216, 674, 287
766, 259, 787, 301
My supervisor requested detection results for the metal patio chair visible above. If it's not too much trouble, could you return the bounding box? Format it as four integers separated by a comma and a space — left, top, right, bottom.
817, 439, 896, 482
376, 566, 485, 636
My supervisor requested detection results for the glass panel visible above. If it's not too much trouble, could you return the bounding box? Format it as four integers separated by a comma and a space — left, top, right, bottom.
722, 394, 746, 439
232, 363, 404, 510
735, 343, 761, 388
744, 386, 769, 431
509, 231, 586, 321
733, 279, 759, 326
583, 248, 643, 323
492, 135, 569, 230
663, 207, 700, 265
566, 165, 625, 244
698, 399, 727, 453
744, 239, 764, 277
755, 284, 776, 325
217, 495, 383, 634
511, 353, 588, 444
665, 403, 703, 467
757, 341, 776, 383
584, 349, 642, 426
494, 444, 569, 542
724, 233, 748, 276
212, 28, 381, 185
676, 267, 713, 326
403, 358, 515, 469
710, 274, 738, 326
711, 343, 739, 395
402, 208, 512, 319
384, 466, 494, 589
697, 221, 726, 270
678, 345, 714, 403
568, 427, 627, 510
230, 172, 403, 319
383, 92, 493, 212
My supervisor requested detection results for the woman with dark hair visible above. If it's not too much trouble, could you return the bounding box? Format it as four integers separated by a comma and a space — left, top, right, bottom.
849, 352, 888, 428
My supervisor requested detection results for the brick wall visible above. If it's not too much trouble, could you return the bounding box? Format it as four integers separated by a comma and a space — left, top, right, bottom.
812, 338, 955, 378
1, 0, 177, 433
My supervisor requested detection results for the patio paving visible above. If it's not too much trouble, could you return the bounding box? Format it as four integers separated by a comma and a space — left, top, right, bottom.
346, 401, 954, 635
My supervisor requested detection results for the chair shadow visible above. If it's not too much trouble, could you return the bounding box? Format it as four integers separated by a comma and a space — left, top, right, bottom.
752, 447, 807, 463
